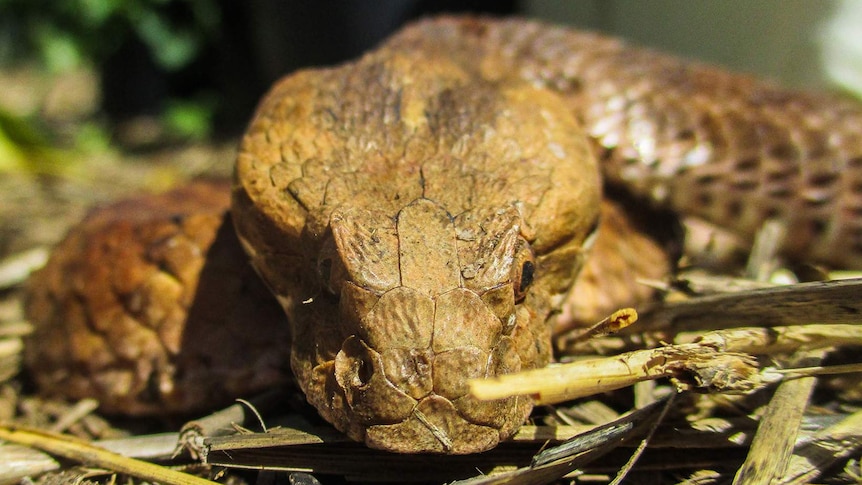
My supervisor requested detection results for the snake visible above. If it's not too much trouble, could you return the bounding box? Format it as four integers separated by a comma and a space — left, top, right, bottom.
24, 17, 862, 454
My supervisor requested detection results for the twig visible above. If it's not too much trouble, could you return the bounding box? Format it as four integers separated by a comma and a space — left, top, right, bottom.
535, 396, 673, 469
0, 423, 218, 485
640, 278, 862, 333
469, 343, 760, 405
0, 247, 48, 289
608, 393, 676, 485
0, 337, 23, 383
732, 351, 823, 485
555, 308, 638, 350
452, 397, 674, 485
677, 323, 862, 354
177, 389, 287, 460
777, 408, 862, 484
745, 219, 785, 281
49, 398, 99, 434
0, 443, 60, 484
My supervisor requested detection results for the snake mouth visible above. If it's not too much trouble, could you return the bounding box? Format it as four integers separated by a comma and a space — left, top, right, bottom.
363, 394, 526, 454
294, 279, 544, 454
326, 333, 532, 454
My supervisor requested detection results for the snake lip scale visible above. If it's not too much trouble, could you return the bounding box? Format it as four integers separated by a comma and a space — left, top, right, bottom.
25, 16, 862, 454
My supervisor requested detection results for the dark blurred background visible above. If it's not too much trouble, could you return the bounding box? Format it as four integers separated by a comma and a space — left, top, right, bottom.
0, 0, 852, 137
90, 1, 520, 134
0, 0, 519, 139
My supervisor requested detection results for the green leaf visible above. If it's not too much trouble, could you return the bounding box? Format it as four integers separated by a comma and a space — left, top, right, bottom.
34, 23, 84, 72
162, 98, 213, 140
135, 9, 200, 70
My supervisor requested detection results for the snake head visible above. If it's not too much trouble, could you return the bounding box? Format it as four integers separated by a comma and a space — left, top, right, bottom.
231, 39, 601, 453
285, 197, 549, 454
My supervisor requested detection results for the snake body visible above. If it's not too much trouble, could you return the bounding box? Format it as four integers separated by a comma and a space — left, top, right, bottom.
26, 17, 862, 454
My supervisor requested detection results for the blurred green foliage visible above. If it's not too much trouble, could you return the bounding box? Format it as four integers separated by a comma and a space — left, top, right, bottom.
0, 105, 64, 173
0, 0, 220, 72
162, 95, 215, 141
0, 0, 223, 173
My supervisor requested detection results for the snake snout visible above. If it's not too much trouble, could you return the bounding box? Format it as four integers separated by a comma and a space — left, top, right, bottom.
326, 286, 534, 453
332, 335, 532, 453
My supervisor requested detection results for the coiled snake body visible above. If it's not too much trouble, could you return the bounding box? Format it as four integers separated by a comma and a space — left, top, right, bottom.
25, 17, 862, 454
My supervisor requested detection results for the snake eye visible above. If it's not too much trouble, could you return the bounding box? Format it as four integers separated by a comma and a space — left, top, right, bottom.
512, 244, 536, 303
518, 260, 535, 292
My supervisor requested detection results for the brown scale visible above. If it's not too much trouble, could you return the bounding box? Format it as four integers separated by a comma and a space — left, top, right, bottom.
25, 181, 291, 416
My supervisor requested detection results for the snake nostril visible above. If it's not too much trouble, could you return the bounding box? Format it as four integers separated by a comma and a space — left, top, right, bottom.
335, 336, 378, 390
356, 355, 374, 387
